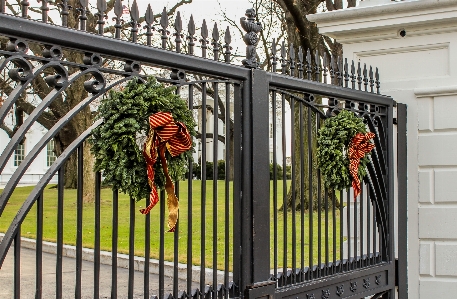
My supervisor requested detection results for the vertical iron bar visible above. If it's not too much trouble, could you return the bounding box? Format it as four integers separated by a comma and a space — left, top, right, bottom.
299, 101, 305, 281
272, 90, 278, 284
271, 88, 278, 286
111, 190, 118, 299
174, 183, 180, 299
213, 82, 219, 293
56, 168, 64, 299
281, 92, 287, 285
346, 189, 351, 271
144, 194, 151, 299
187, 85, 194, 296
232, 83, 242, 296
224, 83, 230, 296
308, 107, 313, 280
40, 0, 49, 23
76, 146, 83, 299
324, 188, 329, 276
367, 187, 371, 266
397, 103, 408, 298
36, 192, 43, 299
201, 82, 207, 293
317, 116, 322, 278
128, 196, 135, 299
360, 185, 364, 268
354, 189, 358, 269
291, 97, 296, 284
339, 190, 343, 272
159, 190, 165, 299
373, 196, 377, 265
332, 191, 336, 268
14, 225, 21, 299
94, 172, 101, 299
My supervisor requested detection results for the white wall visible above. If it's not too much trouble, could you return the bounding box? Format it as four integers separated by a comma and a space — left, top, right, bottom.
308, 0, 457, 297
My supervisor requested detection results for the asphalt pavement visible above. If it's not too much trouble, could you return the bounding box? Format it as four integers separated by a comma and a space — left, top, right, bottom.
0, 246, 196, 299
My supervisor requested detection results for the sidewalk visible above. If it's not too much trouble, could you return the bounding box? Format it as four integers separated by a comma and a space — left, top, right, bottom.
0, 246, 197, 298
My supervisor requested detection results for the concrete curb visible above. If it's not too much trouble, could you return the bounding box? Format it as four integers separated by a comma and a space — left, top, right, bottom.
0, 233, 232, 283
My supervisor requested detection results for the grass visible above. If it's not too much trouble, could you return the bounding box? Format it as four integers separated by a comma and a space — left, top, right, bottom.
0, 181, 340, 271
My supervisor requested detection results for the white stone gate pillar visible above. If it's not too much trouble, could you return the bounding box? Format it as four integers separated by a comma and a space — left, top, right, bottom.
308, 0, 457, 297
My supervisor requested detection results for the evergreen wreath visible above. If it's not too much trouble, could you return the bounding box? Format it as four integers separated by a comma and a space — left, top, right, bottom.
317, 110, 371, 191
90, 77, 196, 202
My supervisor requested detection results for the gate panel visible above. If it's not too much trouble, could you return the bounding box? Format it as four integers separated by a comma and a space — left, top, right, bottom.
0, 3, 401, 299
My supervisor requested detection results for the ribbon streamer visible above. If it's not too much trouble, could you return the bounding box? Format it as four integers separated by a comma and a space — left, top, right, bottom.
140, 112, 192, 232
348, 132, 375, 199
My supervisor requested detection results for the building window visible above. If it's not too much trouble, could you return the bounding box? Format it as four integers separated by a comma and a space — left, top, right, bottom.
47, 140, 57, 167
14, 143, 25, 166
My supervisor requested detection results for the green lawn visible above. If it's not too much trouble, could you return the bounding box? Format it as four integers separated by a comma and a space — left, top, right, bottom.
0, 181, 340, 271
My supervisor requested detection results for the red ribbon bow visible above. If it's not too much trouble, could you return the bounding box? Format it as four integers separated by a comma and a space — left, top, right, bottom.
140, 112, 192, 232
348, 132, 375, 199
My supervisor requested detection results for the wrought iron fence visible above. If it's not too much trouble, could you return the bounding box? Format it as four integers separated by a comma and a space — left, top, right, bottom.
0, 1, 400, 298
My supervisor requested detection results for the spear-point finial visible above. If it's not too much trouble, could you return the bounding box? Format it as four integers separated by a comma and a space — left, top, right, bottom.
187, 15, 196, 55
174, 11, 183, 52
297, 46, 304, 79
223, 26, 232, 63
130, 0, 140, 43
160, 7, 169, 49
113, 0, 123, 39
95, 0, 107, 35
78, 0, 89, 31
240, 8, 262, 68
271, 39, 277, 72
200, 19, 208, 58
212, 22, 220, 61
144, 4, 154, 46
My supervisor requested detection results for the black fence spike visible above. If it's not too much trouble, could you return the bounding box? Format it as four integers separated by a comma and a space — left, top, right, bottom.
21, 0, 29, 18
271, 38, 277, 72
369, 65, 374, 93
160, 7, 169, 49
78, 0, 88, 31
298, 46, 304, 79
363, 63, 368, 92
113, 0, 122, 39
357, 61, 362, 90
306, 48, 311, 80
280, 40, 287, 74
314, 49, 320, 81
337, 56, 343, 86
224, 26, 231, 63
201, 19, 208, 58
187, 15, 196, 55
130, 0, 139, 22
39, 0, 49, 23
130, 0, 139, 43
212, 22, 220, 61
144, 4, 154, 46
95, 0, 107, 35
323, 52, 328, 84
330, 55, 335, 84
351, 60, 356, 89
344, 58, 349, 88
375, 67, 380, 94
174, 11, 183, 52
289, 43, 295, 77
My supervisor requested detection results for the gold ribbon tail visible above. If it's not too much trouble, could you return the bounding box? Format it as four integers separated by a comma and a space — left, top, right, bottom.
158, 144, 179, 232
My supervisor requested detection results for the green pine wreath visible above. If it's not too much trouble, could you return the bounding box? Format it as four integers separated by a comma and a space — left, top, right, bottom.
317, 110, 371, 191
90, 77, 196, 202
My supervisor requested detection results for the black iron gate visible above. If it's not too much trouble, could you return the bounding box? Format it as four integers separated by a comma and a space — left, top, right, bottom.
0, 1, 405, 298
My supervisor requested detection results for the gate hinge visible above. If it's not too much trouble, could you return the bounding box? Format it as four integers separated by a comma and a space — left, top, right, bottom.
244, 281, 276, 299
